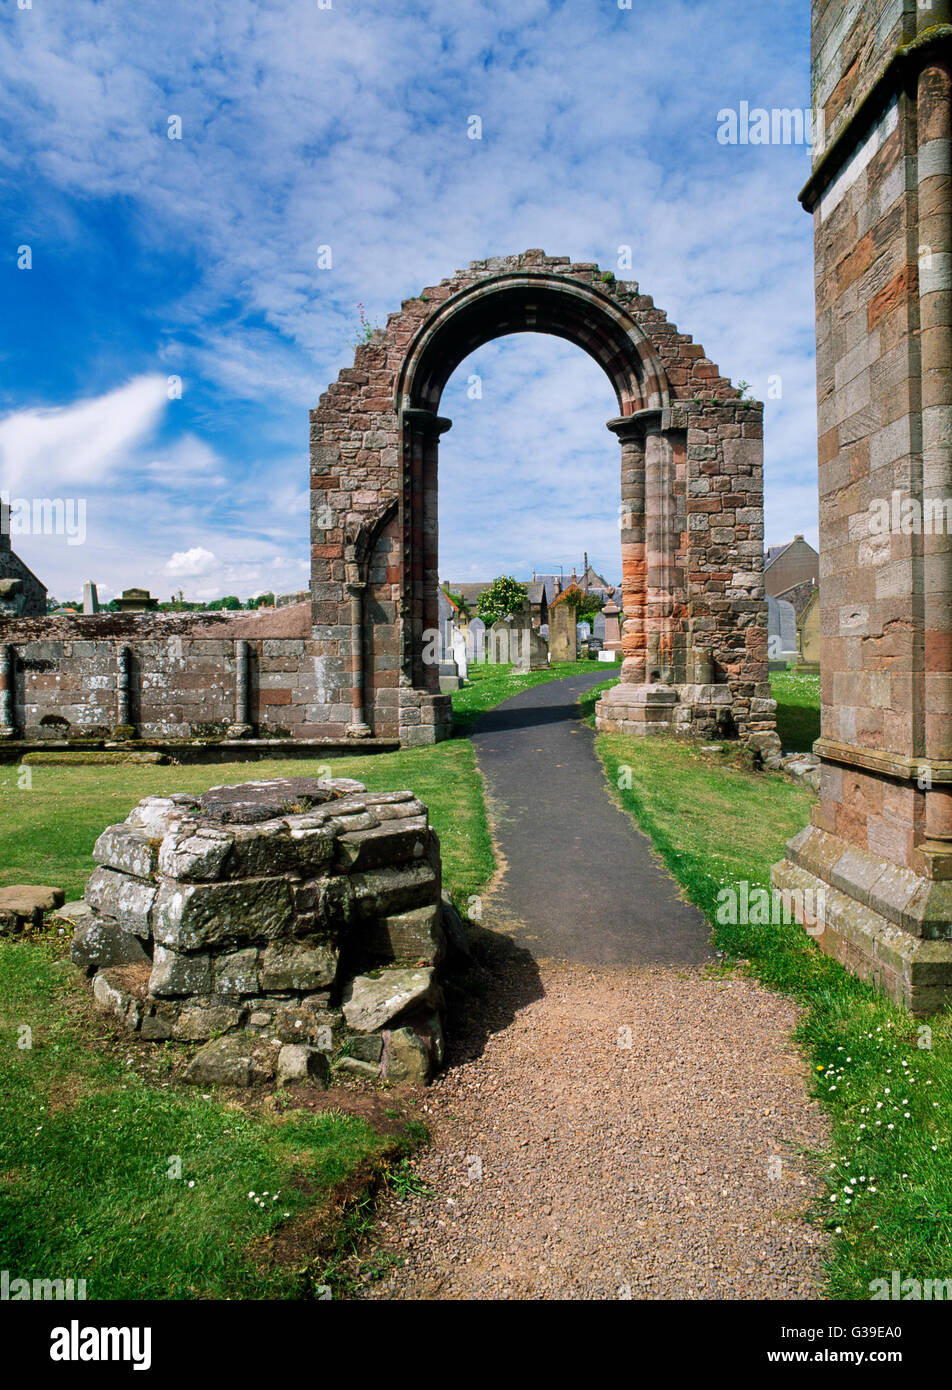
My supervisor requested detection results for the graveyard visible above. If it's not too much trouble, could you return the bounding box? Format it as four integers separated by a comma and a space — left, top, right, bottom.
0, 0, 950, 1331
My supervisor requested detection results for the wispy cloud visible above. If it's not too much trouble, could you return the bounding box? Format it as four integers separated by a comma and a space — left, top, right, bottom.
0, 0, 818, 598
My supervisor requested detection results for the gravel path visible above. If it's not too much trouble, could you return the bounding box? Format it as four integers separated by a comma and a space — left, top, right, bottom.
358, 957, 829, 1300
355, 676, 829, 1300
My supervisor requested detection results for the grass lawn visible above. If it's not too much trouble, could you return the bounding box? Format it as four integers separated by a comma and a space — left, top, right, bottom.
770, 666, 821, 753
0, 741, 493, 1299
596, 731, 952, 1299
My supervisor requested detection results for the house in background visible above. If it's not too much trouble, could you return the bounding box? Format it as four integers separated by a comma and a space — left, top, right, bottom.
764, 535, 819, 597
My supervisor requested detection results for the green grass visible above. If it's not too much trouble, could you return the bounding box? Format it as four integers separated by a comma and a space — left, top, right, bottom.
596, 731, 952, 1298
451, 657, 620, 734
0, 742, 494, 1299
0, 935, 419, 1298
0, 744, 493, 907
770, 666, 821, 753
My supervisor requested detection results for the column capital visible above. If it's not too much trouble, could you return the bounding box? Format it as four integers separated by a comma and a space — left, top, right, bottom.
606, 408, 663, 441
402, 408, 453, 438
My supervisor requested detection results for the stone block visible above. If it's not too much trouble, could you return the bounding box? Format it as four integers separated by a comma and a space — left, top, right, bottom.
93, 825, 159, 880
149, 944, 213, 998
152, 876, 293, 950
276, 1043, 330, 1088
258, 939, 339, 991
84, 868, 156, 939
343, 966, 442, 1032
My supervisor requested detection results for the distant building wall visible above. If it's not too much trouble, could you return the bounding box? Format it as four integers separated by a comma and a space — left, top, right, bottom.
764, 536, 819, 596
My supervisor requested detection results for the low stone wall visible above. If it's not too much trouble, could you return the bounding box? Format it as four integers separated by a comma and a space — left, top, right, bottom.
73, 777, 458, 1085
0, 603, 361, 741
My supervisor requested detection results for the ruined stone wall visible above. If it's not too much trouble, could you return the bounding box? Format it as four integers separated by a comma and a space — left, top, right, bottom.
0, 603, 341, 739
312, 249, 772, 745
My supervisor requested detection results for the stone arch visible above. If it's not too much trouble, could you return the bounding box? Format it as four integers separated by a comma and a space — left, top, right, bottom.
395, 271, 670, 416
309, 250, 773, 748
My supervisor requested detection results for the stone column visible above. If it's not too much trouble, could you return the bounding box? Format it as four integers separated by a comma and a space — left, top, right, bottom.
401, 409, 451, 694
345, 580, 372, 737
918, 36, 952, 854
226, 639, 253, 739
606, 413, 652, 684
0, 645, 17, 739
115, 645, 135, 738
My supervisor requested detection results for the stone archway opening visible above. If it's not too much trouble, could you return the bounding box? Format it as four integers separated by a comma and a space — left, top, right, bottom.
310, 250, 776, 757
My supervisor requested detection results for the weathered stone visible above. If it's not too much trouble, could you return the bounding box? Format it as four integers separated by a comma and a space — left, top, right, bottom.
157, 828, 233, 882
171, 1003, 244, 1041
152, 876, 293, 950
439, 892, 473, 962
271, 997, 337, 1046
335, 818, 430, 871
258, 939, 338, 991
350, 862, 439, 919
84, 868, 156, 938
383, 1027, 431, 1085
93, 825, 159, 880
342, 967, 442, 1032
276, 1043, 330, 1087
126, 795, 200, 837
184, 1032, 276, 1086
0, 884, 65, 919
71, 917, 150, 977
198, 778, 365, 824
335, 1056, 380, 1080
149, 944, 213, 998
366, 903, 445, 965
92, 966, 148, 1030
349, 1033, 383, 1063
214, 948, 260, 997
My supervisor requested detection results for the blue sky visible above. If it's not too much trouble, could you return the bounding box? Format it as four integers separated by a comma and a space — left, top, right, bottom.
0, 0, 818, 602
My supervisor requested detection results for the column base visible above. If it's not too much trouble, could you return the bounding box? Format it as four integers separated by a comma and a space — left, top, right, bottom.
595, 681, 739, 740
0, 726, 17, 742
225, 723, 253, 740
772, 823, 952, 1015
345, 721, 373, 739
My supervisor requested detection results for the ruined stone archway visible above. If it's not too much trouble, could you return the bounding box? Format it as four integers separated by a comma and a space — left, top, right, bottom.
309, 249, 775, 749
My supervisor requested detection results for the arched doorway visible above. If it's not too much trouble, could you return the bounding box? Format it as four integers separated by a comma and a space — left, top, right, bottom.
309, 250, 775, 753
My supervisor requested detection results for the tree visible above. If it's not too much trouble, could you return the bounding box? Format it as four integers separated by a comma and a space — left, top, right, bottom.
475, 576, 528, 626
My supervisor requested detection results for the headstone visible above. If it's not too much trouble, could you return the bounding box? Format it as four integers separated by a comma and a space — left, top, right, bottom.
593, 611, 606, 642
467, 616, 486, 663
82, 581, 100, 615
601, 599, 622, 652
577, 621, 591, 643
488, 619, 511, 664
767, 595, 797, 663
549, 601, 577, 662
451, 627, 468, 682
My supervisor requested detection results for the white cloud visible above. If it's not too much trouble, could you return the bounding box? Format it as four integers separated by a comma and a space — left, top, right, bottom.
165, 546, 218, 579
0, 375, 168, 495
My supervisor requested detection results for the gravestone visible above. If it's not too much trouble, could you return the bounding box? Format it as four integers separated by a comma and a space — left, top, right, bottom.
602, 599, 622, 652
466, 617, 486, 663
549, 601, 577, 662
451, 627, 468, 682
767, 595, 797, 664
